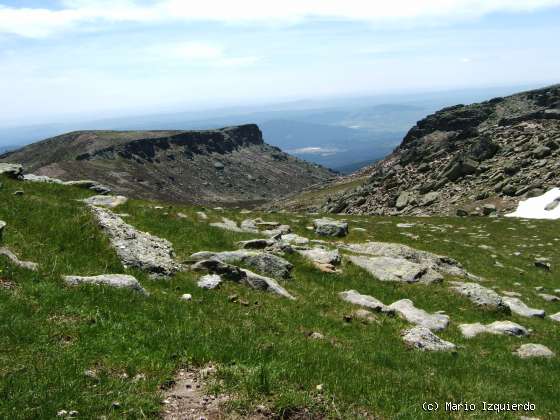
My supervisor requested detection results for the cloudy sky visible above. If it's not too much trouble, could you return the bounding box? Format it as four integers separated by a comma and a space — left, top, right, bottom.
1, 0, 559, 125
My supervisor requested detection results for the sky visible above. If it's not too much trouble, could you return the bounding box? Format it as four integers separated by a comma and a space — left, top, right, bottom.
0, 0, 559, 125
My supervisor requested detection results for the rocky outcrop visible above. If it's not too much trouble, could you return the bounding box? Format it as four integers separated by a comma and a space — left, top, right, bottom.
314, 85, 560, 216
449, 282, 508, 311
514, 344, 555, 359
89, 206, 181, 278
64, 274, 148, 295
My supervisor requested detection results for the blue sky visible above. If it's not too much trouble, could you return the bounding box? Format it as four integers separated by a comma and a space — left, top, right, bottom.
0, 0, 559, 125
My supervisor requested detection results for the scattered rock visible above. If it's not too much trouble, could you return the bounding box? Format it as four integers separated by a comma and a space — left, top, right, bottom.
296, 247, 341, 272
0, 247, 39, 271
449, 282, 508, 311
459, 321, 529, 338
514, 344, 555, 359
180, 294, 192, 301
197, 274, 222, 290
83, 195, 128, 208
64, 274, 148, 295
313, 218, 348, 237
502, 297, 545, 318
534, 259, 551, 271
308, 332, 325, 340
279, 233, 310, 246
538, 293, 560, 302
89, 206, 181, 278
388, 299, 449, 331
241, 268, 295, 300
339, 290, 393, 313
482, 204, 497, 216
550, 312, 560, 322
196, 211, 208, 220
348, 255, 442, 284
401, 326, 456, 352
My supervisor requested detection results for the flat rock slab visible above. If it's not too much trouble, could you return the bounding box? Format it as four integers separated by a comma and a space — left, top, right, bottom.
348, 255, 442, 284
0, 163, 23, 178
313, 218, 348, 237
459, 321, 529, 338
0, 247, 39, 271
514, 344, 555, 359
339, 290, 392, 313
190, 250, 293, 279
538, 293, 560, 302
23, 174, 64, 184
64, 274, 148, 295
90, 206, 181, 278
280, 233, 310, 246
342, 241, 482, 281
83, 195, 128, 208
197, 274, 222, 290
389, 299, 449, 331
502, 297, 545, 318
449, 282, 508, 311
401, 326, 456, 352
296, 247, 341, 266
241, 269, 295, 300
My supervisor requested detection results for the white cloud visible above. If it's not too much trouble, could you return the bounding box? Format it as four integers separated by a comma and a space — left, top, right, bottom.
150, 41, 260, 67
2, 0, 560, 38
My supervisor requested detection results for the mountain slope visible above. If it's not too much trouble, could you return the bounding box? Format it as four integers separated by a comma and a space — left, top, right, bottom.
0, 124, 334, 206
314, 85, 560, 216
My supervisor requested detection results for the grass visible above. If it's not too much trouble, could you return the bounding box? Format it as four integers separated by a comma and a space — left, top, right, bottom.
0, 174, 559, 419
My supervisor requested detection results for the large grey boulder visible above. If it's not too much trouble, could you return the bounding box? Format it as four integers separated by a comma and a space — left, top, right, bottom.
401, 326, 456, 352
296, 247, 341, 272
89, 206, 180, 278
189, 250, 293, 279
348, 255, 443, 284
0, 247, 39, 271
388, 299, 449, 331
514, 344, 555, 359
449, 282, 508, 311
338, 290, 393, 313
241, 268, 295, 300
396, 191, 413, 210
83, 195, 128, 208
0, 163, 23, 179
459, 321, 529, 338
341, 241, 481, 281
313, 218, 348, 237
64, 274, 148, 295
502, 297, 545, 318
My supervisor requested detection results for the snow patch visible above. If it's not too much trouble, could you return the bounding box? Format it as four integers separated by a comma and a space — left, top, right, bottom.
506, 188, 560, 220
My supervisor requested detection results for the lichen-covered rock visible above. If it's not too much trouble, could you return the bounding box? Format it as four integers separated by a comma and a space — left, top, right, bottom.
501, 297, 545, 318
459, 321, 529, 338
401, 326, 456, 352
313, 218, 348, 237
449, 282, 508, 311
348, 255, 443, 284
514, 344, 555, 359
64, 274, 148, 295
197, 274, 222, 290
83, 195, 128, 208
89, 206, 181, 278
338, 290, 393, 313
388, 299, 449, 331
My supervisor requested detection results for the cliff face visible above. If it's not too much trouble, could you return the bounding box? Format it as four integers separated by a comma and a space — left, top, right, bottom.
0, 125, 334, 206
319, 85, 560, 216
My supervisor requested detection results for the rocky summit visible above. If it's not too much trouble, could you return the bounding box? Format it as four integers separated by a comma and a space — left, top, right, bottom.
314, 85, 560, 216
0, 124, 334, 206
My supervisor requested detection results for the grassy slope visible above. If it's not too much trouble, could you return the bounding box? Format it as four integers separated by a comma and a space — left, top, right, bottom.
0, 175, 559, 419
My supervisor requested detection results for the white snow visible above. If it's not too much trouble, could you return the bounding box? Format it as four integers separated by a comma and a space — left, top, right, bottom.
505, 188, 560, 220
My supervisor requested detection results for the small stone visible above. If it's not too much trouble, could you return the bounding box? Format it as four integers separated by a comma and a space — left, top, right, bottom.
13, 190, 24, 196
401, 326, 456, 352
197, 274, 222, 289
180, 294, 193, 301
309, 332, 324, 340
538, 293, 560, 302
534, 259, 551, 271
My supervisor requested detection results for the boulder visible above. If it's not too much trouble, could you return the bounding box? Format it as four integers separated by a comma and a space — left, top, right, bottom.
459, 321, 529, 338
514, 344, 555, 359
532, 146, 551, 159
89, 206, 180, 278
0, 163, 23, 179
189, 250, 293, 279
83, 195, 128, 208
443, 157, 478, 181
240, 268, 295, 300
197, 274, 222, 290
313, 218, 349, 237
280, 233, 310, 246
502, 297, 545, 318
420, 192, 440, 207
339, 290, 393, 313
388, 299, 449, 331
191, 259, 245, 282
348, 255, 442, 284
396, 191, 412, 210
401, 326, 456, 352
64, 274, 148, 295
296, 247, 341, 266
449, 282, 508, 311
482, 204, 497, 216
